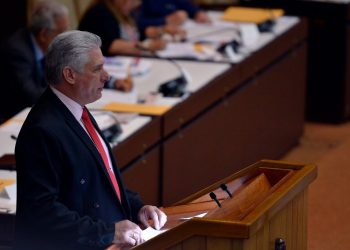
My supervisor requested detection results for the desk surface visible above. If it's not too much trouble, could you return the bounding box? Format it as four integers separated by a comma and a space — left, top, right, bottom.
0, 13, 306, 211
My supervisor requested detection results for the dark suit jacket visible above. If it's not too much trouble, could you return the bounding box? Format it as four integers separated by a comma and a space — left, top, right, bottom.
0, 28, 47, 121
138, 0, 200, 32
14, 88, 144, 250
79, 3, 122, 56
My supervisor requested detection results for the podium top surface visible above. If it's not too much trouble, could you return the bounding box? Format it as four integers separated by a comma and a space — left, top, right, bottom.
134, 160, 317, 249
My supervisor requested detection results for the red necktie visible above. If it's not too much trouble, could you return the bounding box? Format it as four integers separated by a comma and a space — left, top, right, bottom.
81, 107, 121, 202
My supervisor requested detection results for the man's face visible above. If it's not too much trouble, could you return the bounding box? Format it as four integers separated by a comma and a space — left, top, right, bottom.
74, 48, 110, 105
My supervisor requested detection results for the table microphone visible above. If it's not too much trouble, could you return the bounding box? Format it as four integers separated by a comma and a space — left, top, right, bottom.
220, 183, 232, 198
209, 192, 221, 208
158, 58, 189, 97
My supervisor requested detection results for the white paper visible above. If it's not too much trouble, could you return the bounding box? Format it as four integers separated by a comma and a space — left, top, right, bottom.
156, 42, 198, 58
141, 227, 167, 241
104, 57, 152, 78
0, 183, 16, 201
239, 23, 260, 49
180, 212, 207, 221
0, 171, 16, 214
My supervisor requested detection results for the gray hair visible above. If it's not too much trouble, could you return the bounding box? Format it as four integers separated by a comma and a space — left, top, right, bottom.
45, 30, 102, 85
29, 0, 69, 35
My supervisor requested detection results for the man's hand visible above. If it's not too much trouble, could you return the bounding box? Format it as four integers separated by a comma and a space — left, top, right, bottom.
166, 10, 188, 26
148, 39, 167, 52
164, 25, 187, 41
112, 220, 144, 248
194, 11, 211, 24
113, 77, 133, 92
138, 205, 167, 230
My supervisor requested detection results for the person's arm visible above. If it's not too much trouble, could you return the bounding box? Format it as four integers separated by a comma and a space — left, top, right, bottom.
145, 25, 186, 41
108, 38, 167, 56
194, 11, 211, 23
165, 10, 188, 26
108, 39, 141, 56
15, 127, 116, 248
105, 76, 133, 92
175, 0, 201, 19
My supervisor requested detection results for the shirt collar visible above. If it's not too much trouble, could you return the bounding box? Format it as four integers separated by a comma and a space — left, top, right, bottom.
50, 86, 84, 122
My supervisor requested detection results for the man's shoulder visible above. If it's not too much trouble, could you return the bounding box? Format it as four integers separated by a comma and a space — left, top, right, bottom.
4, 28, 32, 48
1, 28, 34, 58
23, 90, 63, 125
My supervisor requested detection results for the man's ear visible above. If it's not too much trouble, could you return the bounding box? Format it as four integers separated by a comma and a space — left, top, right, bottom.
62, 66, 76, 85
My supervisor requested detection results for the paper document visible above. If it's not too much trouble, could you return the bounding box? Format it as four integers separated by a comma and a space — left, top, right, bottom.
141, 227, 167, 241
0, 179, 15, 192
0, 183, 16, 201
104, 56, 151, 79
157, 42, 218, 60
180, 212, 207, 221
101, 102, 170, 116
222, 7, 284, 24
0, 170, 17, 214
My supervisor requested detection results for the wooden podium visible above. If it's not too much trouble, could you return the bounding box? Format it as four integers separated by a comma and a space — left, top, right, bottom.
134, 160, 317, 250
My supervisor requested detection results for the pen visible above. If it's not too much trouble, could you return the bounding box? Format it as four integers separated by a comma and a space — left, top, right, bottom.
10, 135, 17, 140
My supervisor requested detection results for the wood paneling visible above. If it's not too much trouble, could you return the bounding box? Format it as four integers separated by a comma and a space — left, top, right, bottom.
121, 147, 160, 205
162, 42, 307, 205
134, 161, 315, 250
241, 0, 350, 122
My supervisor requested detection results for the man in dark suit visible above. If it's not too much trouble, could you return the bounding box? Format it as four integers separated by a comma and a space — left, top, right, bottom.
14, 30, 166, 250
0, 0, 69, 122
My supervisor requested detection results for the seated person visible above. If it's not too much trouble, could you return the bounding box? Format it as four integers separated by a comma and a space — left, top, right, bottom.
0, 0, 69, 121
138, 0, 211, 31
79, 0, 170, 56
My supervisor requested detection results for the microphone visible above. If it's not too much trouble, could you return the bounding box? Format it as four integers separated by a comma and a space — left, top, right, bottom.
216, 39, 242, 62
158, 58, 190, 97
275, 238, 286, 250
209, 192, 221, 208
92, 111, 122, 144
220, 184, 232, 198
257, 19, 275, 33
217, 39, 240, 54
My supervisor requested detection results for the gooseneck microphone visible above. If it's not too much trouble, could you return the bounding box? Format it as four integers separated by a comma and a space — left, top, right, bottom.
209, 192, 221, 208
220, 183, 232, 198
158, 58, 189, 97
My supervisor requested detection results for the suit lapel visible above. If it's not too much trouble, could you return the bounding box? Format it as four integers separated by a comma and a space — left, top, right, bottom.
88, 111, 132, 218
46, 90, 129, 212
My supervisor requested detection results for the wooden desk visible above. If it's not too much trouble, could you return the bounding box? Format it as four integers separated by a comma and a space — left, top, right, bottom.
241, 0, 350, 122
161, 18, 307, 205
116, 117, 162, 206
